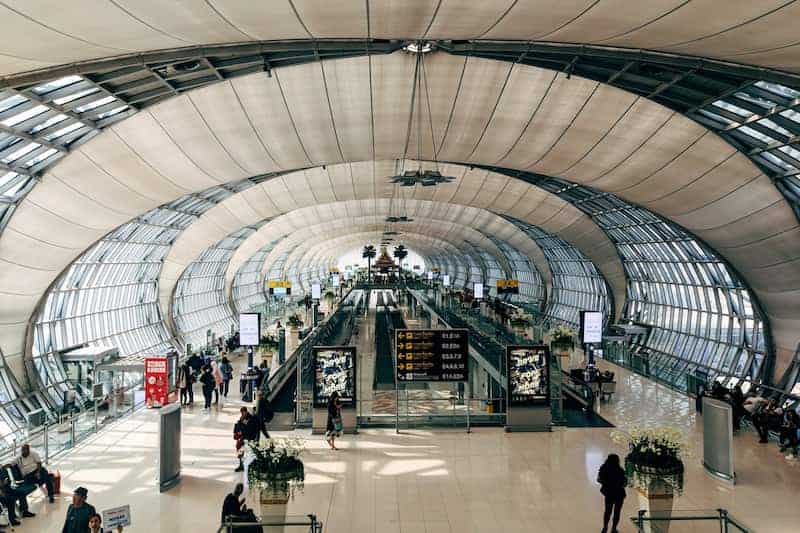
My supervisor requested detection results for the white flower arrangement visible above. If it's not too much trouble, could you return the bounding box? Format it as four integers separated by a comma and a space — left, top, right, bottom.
247, 436, 307, 497
611, 426, 689, 494
548, 324, 576, 344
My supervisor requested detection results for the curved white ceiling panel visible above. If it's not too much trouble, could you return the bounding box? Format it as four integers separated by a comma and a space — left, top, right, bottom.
0, 51, 795, 381
2, 1, 800, 76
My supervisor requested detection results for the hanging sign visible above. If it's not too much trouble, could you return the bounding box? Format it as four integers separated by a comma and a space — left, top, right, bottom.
496, 279, 520, 294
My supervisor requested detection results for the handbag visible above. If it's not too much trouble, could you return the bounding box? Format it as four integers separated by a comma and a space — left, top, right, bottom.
333, 418, 343, 432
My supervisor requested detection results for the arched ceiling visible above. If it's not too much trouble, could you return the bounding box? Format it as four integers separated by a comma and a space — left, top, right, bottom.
156, 165, 623, 320
2, 1, 800, 75
0, 48, 798, 380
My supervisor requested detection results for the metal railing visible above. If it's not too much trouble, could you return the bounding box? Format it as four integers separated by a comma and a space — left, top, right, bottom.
632, 509, 750, 532
0, 386, 145, 466
218, 513, 322, 532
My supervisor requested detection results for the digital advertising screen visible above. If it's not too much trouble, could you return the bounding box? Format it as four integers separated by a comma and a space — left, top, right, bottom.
507, 345, 549, 406
580, 311, 603, 344
239, 313, 260, 346
313, 346, 356, 408
473, 282, 484, 299
442, 274, 451, 287
311, 282, 322, 300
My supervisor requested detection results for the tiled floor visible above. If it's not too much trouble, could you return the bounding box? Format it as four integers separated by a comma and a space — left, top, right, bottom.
14, 357, 799, 532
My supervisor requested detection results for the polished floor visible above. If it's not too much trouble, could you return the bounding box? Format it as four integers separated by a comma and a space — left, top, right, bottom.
13, 357, 799, 532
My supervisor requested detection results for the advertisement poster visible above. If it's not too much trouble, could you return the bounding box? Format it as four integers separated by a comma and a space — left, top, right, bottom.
442, 274, 451, 287
313, 347, 356, 408
311, 282, 322, 300
507, 345, 549, 406
145, 357, 169, 408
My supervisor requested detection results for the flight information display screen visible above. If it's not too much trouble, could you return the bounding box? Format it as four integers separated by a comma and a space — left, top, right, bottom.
507, 345, 549, 406
396, 329, 469, 382
313, 346, 356, 408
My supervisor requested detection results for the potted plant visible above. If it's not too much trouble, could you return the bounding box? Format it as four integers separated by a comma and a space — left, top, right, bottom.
287, 314, 303, 329
247, 437, 306, 507
612, 426, 687, 533
259, 335, 278, 363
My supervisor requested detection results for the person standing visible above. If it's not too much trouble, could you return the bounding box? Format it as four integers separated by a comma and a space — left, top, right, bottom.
325, 391, 343, 450
597, 454, 627, 533
15, 443, 55, 503
199, 365, 215, 410
62, 486, 96, 533
730, 384, 745, 430
211, 361, 224, 405
220, 357, 234, 398
179, 361, 194, 405
255, 390, 273, 440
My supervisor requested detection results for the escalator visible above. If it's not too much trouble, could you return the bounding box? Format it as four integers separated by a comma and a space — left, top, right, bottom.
374, 296, 406, 390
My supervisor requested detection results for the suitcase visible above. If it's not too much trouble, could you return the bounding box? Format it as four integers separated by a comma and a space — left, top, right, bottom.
52, 470, 61, 495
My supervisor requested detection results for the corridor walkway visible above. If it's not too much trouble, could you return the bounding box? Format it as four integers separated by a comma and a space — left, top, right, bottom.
13, 356, 798, 532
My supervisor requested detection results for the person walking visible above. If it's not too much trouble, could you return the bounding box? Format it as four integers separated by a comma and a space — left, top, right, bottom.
220, 356, 234, 398
211, 360, 224, 405
325, 391, 343, 450
597, 454, 627, 533
199, 365, 215, 410
62, 487, 96, 533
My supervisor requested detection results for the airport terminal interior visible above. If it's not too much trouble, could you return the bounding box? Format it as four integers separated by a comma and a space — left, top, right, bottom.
2, 2, 800, 532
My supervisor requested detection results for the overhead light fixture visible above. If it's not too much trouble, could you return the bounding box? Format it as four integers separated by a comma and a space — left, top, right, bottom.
403, 41, 435, 54
388, 40, 455, 188
385, 216, 413, 223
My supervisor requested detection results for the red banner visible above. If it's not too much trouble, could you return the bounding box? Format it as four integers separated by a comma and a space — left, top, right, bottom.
144, 357, 169, 408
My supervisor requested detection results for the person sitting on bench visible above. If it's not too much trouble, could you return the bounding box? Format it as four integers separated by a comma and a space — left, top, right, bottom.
15, 443, 55, 503
0, 469, 34, 525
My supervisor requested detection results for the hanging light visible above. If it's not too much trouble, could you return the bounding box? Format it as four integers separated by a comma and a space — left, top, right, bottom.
388, 41, 456, 188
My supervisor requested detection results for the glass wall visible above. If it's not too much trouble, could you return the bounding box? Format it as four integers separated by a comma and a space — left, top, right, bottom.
173, 225, 262, 349
31, 185, 248, 407
509, 218, 610, 328
231, 241, 280, 313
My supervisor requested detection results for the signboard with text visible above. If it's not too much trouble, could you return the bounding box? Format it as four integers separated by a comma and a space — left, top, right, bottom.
396, 329, 469, 382
473, 282, 484, 299
580, 311, 603, 344
442, 274, 451, 287
145, 358, 168, 408
507, 345, 550, 407
496, 279, 520, 294
239, 313, 260, 346
268, 280, 292, 295
102, 505, 132, 528
311, 282, 322, 300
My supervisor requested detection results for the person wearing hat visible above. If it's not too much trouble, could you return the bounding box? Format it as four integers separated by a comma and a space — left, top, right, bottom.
62, 486, 96, 533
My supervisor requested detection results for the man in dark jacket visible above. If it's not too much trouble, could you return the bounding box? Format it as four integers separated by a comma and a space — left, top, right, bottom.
199, 365, 215, 410
255, 390, 273, 440
62, 486, 96, 533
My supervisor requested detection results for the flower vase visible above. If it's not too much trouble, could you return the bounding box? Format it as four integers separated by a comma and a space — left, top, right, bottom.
551, 341, 573, 368
259, 482, 290, 531
635, 477, 675, 533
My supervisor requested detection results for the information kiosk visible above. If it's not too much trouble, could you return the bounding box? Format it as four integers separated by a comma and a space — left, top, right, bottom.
312, 346, 357, 435
505, 345, 551, 432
